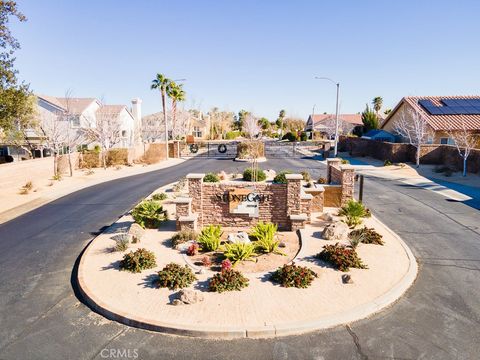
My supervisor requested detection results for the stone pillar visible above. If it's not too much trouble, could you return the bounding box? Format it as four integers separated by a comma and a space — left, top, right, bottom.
286, 174, 303, 216
186, 173, 204, 226
339, 165, 355, 205
173, 197, 192, 230
327, 158, 342, 183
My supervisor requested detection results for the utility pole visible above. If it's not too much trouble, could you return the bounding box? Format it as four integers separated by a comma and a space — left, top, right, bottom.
314, 76, 340, 157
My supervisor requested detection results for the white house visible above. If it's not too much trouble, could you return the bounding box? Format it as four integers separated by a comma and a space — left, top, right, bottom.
35, 95, 142, 151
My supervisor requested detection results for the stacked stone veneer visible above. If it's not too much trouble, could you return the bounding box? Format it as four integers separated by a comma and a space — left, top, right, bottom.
326, 158, 355, 205
174, 173, 313, 231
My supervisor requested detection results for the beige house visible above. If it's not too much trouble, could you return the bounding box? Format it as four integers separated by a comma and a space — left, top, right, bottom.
382, 96, 480, 145
305, 114, 363, 138
142, 109, 210, 142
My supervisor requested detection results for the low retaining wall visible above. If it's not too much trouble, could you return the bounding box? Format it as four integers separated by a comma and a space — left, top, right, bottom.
339, 136, 480, 173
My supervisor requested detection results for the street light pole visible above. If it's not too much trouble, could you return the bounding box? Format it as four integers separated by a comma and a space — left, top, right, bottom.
314, 76, 340, 157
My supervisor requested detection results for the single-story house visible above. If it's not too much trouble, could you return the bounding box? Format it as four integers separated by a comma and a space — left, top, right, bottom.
381, 96, 480, 145
362, 129, 396, 142
305, 114, 363, 138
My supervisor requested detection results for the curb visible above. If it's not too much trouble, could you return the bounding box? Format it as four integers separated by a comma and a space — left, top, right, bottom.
77, 215, 418, 340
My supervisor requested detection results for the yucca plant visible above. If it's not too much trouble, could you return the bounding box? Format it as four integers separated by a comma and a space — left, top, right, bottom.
250, 221, 285, 255
131, 199, 167, 229
198, 225, 222, 252
223, 242, 256, 265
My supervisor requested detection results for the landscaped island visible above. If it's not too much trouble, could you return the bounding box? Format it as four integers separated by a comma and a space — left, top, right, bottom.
77, 168, 417, 338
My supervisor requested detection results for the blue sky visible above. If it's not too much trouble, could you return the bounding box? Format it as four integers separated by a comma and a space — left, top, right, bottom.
10, 0, 480, 120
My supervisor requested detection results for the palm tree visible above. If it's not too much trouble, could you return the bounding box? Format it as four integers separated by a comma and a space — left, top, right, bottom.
151, 73, 171, 157
167, 82, 186, 139
372, 97, 383, 116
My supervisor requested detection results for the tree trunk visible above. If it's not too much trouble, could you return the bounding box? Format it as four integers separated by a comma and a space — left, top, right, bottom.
416, 146, 420, 168
463, 156, 467, 177
102, 150, 107, 169
68, 152, 73, 177
53, 153, 58, 177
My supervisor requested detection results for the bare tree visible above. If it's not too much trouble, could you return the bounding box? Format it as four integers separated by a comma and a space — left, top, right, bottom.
82, 103, 122, 169
141, 113, 164, 143
242, 114, 261, 139
393, 108, 432, 168
38, 106, 69, 177
447, 119, 479, 176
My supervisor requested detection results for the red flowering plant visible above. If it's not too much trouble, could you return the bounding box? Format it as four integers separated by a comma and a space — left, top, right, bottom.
270, 263, 318, 288
316, 243, 367, 272
186, 242, 199, 256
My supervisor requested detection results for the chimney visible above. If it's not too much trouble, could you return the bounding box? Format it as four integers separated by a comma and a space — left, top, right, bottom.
131, 98, 142, 144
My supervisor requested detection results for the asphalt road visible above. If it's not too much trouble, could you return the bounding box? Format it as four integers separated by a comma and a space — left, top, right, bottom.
0, 157, 479, 360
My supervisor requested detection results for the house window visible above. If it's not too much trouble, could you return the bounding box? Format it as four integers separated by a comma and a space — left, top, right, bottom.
193, 126, 202, 138
71, 116, 80, 127
440, 137, 455, 145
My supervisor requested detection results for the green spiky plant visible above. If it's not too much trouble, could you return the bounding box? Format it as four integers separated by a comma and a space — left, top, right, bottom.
249, 221, 285, 255
198, 224, 222, 251
131, 199, 167, 229
223, 242, 257, 265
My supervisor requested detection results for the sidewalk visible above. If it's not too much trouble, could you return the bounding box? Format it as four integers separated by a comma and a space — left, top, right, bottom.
0, 158, 185, 224
334, 153, 480, 206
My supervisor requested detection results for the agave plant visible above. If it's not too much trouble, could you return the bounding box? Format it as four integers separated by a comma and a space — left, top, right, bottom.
223, 242, 257, 265
249, 221, 285, 255
198, 225, 222, 252
131, 199, 167, 229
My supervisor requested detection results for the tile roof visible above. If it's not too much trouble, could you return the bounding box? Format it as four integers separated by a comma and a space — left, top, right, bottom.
310, 114, 363, 126
37, 95, 98, 114
384, 96, 480, 131
96, 105, 126, 116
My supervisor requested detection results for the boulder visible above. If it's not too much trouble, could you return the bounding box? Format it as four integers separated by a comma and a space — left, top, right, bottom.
342, 274, 353, 284
227, 231, 251, 244
278, 241, 286, 248
128, 223, 145, 243
322, 221, 349, 240
171, 289, 204, 305
319, 212, 334, 222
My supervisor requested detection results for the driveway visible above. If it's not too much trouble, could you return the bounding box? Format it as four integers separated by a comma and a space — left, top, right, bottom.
0, 157, 479, 359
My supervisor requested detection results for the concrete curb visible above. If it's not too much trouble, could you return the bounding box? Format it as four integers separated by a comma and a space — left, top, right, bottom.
77, 212, 418, 339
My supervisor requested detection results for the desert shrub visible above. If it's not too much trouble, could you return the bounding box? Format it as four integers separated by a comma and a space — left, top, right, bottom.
119, 248, 157, 273
156, 263, 196, 290
273, 170, 292, 184
209, 269, 249, 293
202, 256, 212, 267
282, 132, 298, 142
223, 242, 257, 265
112, 234, 130, 251
131, 199, 167, 229
300, 132, 308, 141
143, 143, 166, 164
203, 173, 220, 183
106, 148, 128, 166
316, 243, 367, 272
80, 150, 101, 168
173, 177, 187, 192
171, 230, 198, 249
243, 168, 267, 182
349, 227, 384, 245
301, 170, 311, 182
270, 263, 318, 288
52, 173, 62, 181
152, 192, 167, 201
237, 141, 264, 159
225, 130, 241, 140
384, 159, 393, 166
341, 159, 350, 164
344, 215, 363, 228
338, 201, 369, 217
93, 144, 101, 153
250, 221, 284, 255
19, 180, 33, 194
198, 225, 222, 251
221, 259, 232, 271
318, 177, 327, 184
186, 242, 199, 256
